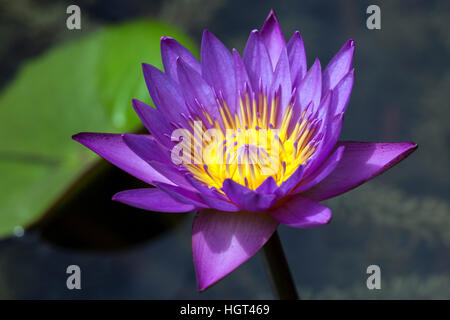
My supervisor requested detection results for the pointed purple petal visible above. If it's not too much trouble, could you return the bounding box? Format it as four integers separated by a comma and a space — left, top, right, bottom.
305, 69, 353, 174
161, 36, 201, 83
276, 164, 304, 196
260, 9, 286, 67
192, 209, 278, 290
233, 48, 252, 99
270, 47, 292, 118
132, 99, 172, 147
305, 112, 343, 176
112, 188, 195, 212
154, 182, 208, 209
298, 58, 322, 111
270, 196, 331, 228
330, 69, 354, 116
142, 63, 189, 124
148, 160, 196, 191
197, 194, 241, 212
310, 89, 331, 139
302, 142, 418, 201
322, 39, 355, 94
287, 31, 307, 88
255, 176, 278, 194
176, 57, 219, 119
201, 30, 236, 112
122, 133, 196, 190
122, 133, 171, 164
222, 179, 277, 212
184, 175, 241, 212
72, 133, 170, 185
243, 30, 273, 91
293, 145, 345, 194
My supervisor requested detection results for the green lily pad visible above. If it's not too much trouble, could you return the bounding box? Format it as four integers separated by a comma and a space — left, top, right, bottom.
0, 20, 197, 238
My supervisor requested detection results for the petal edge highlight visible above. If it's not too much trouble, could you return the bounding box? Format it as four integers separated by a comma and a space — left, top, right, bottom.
112, 188, 195, 212
72, 132, 170, 185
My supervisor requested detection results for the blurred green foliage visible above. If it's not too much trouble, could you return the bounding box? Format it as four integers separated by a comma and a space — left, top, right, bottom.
0, 20, 196, 238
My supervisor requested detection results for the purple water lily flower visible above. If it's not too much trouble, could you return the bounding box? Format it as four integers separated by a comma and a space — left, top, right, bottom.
73, 10, 417, 291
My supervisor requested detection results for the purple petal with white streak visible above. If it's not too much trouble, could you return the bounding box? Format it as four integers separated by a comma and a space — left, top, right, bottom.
193, 209, 278, 290
270, 196, 331, 228
302, 142, 418, 201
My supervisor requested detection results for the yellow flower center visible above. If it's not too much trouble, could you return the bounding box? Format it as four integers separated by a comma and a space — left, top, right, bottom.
174, 91, 318, 191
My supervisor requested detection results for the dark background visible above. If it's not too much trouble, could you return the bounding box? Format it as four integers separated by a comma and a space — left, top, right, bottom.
0, 0, 449, 299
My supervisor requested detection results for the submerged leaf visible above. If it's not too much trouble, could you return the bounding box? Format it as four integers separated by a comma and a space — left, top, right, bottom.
0, 20, 197, 238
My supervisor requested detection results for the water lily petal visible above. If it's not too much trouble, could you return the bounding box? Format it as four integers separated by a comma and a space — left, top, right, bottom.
260, 9, 286, 67
122, 133, 171, 164
243, 30, 273, 91
192, 209, 278, 290
197, 194, 241, 212
330, 69, 354, 116
185, 175, 240, 212
201, 30, 236, 112
72, 133, 170, 185
287, 31, 307, 88
122, 133, 197, 190
302, 141, 418, 201
270, 47, 292, 118
276, 164, 304, 196
132, 99, 173, 147
233, 48, 252, 98
305, 112, 343, 175
176, 57, 220, 120
298, 58, 322, 112
154, 182, 208, 209
322, 39, 354, 94
142, 63, 189, 125
161, 36, 201, 83
270, 196, 332, 228
255, 176, 278, 194
293, 145, 345, 194
222, 179, 277, 212
148, 160, 196, 191
112, 188, 195, 212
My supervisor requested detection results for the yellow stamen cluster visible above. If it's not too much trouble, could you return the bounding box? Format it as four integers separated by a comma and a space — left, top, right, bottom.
180, 92, 317, 191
